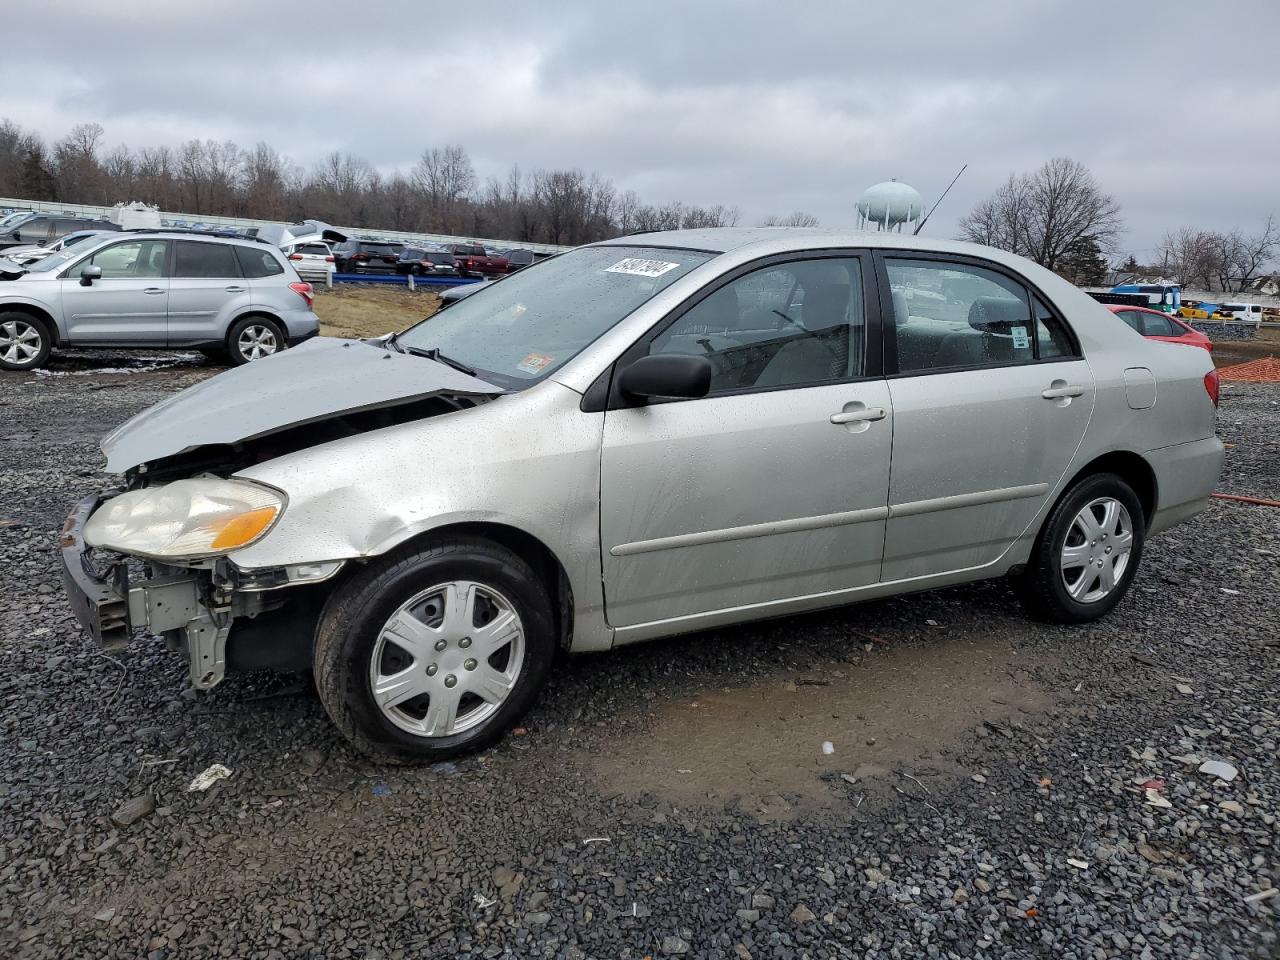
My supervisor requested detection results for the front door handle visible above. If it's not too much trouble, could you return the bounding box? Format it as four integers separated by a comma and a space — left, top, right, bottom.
1041, 383, 1084, 400
830, 407, 887, 425
224, 285, 246, 293
143, 287, 164, 295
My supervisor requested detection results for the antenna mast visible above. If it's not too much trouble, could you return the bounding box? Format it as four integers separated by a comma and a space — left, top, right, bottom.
913, 164, 967, 236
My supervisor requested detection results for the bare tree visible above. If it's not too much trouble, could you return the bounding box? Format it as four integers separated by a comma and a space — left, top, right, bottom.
1157, 228, 1218, 288
54, 122, 107, 203
241, 143, 288, 220
681, 204, 741, 228
413, 145, 476, 233
959, 158, 1123, 273
1229, 214, 1278, 290
759, 211, 820, 227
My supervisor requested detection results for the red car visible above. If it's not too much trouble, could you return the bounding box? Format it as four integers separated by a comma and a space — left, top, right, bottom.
1107, 305, 1212, 352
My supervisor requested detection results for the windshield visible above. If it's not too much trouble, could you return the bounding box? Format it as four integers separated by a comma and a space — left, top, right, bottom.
398, 245, 713, 386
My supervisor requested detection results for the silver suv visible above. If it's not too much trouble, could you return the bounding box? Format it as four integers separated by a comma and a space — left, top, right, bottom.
0, 231, 320, 370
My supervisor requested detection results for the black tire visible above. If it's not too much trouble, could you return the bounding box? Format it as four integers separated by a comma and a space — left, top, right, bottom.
226, 315, 286, 366
1019, 472, 1146, 624
0, 311, 53, 371
313, 536, 556, 763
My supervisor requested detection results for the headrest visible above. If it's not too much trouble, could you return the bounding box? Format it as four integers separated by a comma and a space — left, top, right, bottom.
968, 296, 1028, 334
801, 283, 850, 331
892, 290, 909, 323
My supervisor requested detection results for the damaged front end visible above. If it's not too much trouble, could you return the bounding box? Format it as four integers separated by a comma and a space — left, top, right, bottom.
61, 336, 507, 690
61, 487, 340, 689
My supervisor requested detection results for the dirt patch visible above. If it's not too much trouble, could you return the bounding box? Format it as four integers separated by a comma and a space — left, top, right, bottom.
312, 284, 442, 339
593, 635, 1051, 818
1212, 339, 1278, 368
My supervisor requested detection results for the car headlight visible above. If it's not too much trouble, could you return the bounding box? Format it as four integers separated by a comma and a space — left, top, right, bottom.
83, 478, 285, 560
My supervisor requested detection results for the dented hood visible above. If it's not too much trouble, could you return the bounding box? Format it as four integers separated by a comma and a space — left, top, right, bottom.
102, 338, 503, 472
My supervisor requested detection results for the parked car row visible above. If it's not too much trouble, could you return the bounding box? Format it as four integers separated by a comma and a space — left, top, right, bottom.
327, 237, 540, 278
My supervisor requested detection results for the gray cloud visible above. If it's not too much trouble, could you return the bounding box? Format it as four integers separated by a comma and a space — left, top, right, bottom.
3, 0, 1277, 258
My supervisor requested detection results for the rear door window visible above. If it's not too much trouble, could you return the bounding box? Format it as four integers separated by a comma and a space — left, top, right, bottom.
18, 219, 54, 243
1141, 313, 1177, 337
1117, 310, 1144, 333
173, 240, 241, 278
886, 259, 1034, 372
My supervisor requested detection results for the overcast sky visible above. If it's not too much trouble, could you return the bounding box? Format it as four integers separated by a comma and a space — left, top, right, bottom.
3, 0, 1277, 258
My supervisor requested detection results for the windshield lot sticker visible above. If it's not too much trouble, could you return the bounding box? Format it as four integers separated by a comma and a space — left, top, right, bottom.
1011, 325, 1031, 350
606, 258, 680, 278
517, 352, 555, 374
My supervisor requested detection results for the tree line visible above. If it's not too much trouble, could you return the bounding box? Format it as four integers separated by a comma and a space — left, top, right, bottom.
958, 155, 1276, 291
1151, 217, 1278, 292
0, 119, 817, 245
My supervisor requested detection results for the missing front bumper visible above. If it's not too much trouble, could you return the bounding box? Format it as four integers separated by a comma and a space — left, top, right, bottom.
60, 494, 233, 689
60, 494, 130, 649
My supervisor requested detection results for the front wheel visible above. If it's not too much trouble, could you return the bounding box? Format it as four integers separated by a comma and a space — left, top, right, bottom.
313, 537, 556, 763
0, 312, 53, 371
1019, 473, 1145, 624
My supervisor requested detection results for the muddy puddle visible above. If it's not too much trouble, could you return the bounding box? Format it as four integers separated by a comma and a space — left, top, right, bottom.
593, 635, 1052, 818
31, 349, 207, 377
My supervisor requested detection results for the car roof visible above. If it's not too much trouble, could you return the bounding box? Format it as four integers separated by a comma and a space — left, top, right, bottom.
595, 226, 1044, 264
116, 229, 271, 245
1106, 304, 1167, 315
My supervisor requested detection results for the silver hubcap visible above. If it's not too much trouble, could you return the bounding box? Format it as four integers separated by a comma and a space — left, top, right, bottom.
237, 324, 278, 361
1061, 497, 1134, 604
369, 580, 525, 738
1, 319, 42, 365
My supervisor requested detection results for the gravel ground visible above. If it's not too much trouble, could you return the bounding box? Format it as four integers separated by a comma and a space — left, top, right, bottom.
1, 352, 1277, 960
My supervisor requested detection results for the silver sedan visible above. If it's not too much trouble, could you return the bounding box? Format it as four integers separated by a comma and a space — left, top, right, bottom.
61, 229, 1224, 761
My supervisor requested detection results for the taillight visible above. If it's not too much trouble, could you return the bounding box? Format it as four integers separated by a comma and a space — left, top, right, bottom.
324, 256, 335, 262
288, 253, 303, 260
289, 281, 314, 308
353, 252, 368, 260
1204, 369, 1220, 408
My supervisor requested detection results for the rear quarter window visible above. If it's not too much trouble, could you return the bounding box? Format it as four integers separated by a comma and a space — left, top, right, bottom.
234, 245, 285, 278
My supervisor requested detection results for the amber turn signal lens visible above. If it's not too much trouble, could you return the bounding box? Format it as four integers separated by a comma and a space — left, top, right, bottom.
208, 506, 279, 550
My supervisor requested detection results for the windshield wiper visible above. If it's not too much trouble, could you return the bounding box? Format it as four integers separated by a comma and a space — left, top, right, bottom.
404, 345, 477, 377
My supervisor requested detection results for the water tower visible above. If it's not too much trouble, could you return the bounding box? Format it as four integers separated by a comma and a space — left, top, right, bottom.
856, 180, 924, 232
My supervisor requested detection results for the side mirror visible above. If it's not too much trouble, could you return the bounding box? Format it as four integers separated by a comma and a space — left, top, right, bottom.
10, 230, 19, 242
79, 265, 102, 286
618, 354, 712, 402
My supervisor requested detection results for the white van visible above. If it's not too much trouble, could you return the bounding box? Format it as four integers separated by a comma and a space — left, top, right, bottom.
1220, 302, 1264, 326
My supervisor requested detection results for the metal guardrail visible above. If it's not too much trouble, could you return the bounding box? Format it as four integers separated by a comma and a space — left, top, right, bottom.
0, 196, 573, 256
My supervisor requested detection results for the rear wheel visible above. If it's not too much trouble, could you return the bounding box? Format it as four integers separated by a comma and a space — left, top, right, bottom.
1019, 473, 1145, 623
227, 316, 285, 365
0, 312, 52, 371
314, 537, 556, 763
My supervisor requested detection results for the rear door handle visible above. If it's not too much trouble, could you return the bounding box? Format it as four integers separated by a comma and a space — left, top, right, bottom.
830, 406, 886, 425
143, 288, 164, 295
224, 285, 246, 293
1041, 383, 1083, 399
